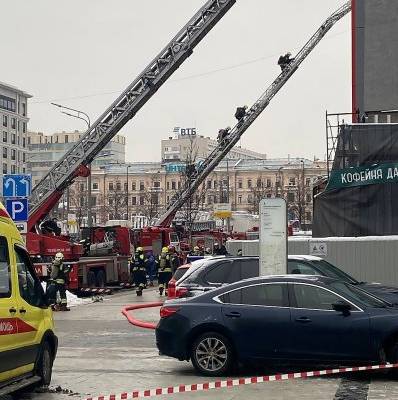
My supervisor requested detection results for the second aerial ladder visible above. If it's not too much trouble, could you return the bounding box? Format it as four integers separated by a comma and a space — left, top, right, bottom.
157, 1, 351, 227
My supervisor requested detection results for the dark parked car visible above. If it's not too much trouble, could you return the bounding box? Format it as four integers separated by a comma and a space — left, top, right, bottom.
156, 275, 398, 376
175, 255, 398, 305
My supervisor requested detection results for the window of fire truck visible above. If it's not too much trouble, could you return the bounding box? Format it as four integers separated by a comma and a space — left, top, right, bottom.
0, 236, 11, 298
169, 232, 180, 245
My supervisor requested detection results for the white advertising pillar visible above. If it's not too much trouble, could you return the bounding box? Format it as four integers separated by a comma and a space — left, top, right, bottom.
259, 198, 287, 276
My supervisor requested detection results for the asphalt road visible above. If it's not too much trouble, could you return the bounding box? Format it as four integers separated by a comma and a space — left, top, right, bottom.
5, 288, 398, 400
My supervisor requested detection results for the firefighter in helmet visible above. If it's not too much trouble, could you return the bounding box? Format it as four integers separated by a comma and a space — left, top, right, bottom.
132, 247, 147, 296
157, 246, 172, 296
49, 252, 70, 311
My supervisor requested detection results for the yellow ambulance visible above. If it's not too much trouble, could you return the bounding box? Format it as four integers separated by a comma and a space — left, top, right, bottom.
0, 203, 57, 395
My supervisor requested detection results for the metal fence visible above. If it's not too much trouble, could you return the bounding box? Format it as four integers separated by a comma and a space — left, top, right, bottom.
226, 236, 398, 286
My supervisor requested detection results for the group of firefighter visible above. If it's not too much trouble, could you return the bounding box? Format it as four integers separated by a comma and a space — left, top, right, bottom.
130, 245, 180, 296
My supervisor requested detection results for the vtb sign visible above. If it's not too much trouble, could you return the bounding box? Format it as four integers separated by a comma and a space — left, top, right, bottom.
173, 127, 197, 137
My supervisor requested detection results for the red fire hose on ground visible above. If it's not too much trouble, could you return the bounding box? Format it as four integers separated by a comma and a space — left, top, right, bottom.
121, 302, 163, 330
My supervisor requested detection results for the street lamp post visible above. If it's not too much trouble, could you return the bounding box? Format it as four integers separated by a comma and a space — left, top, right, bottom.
51, 103, 92, 227
126, 165, 133, 222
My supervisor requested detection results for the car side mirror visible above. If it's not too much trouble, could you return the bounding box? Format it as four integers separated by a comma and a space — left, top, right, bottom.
332, 302, 351, 316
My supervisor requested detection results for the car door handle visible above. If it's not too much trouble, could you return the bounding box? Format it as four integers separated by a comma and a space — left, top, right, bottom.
295, 317, 312, 323
19, 308, 27, 314
9, 307, 16, 314
225, 311, 241, 318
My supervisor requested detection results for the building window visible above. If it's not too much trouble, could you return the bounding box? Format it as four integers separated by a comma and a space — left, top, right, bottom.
65, 134, 68, 143
289, 177, 296, 186
305, 211, 312, 221
178, 181, 181, 189
91, 197, 97, 206
214, 180, 218, 189
166, 181, 170, 190
11, 133, 15, 145
2, 115, 7, 127
306, 193, 312, 203
247, 179, 252, 189
109, 182, 114, 190
11, 149, 16, 161
171, 181, 176, 190
3, 147, 7, 158
124, 182, 128, 191
132, 197, 136, 205
207, 180, 211, 189
11, 165, 16, 174
22, 152, 26, 162
132, 182, 136, 191
207, 196, 213, 204
116, 182, 121, 191
266, 178, 271, 188
287, 192, 295, 202
139, 181, 144, 191
238, 180, 242, 189
267, 193, 272, 198
256, 178, 262, 188
139, 196, 144, 205
108, 198, 113, 206
92, 182, 99, 190
248, 194, 253, 204
22, 103, 26, 116
22, 122, 26, 133
306, 178, 311, 187
238, 195, 242, 204
2, 163, 7, 174
2, 131, 7, 143
11, 118, 16, 129
80, 183, 85, 191
154, 181, 160, 188
0, 96, 16, 112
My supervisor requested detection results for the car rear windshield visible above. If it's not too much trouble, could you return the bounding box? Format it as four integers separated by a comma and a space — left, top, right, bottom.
311, 260, 358, 284
0, 236, 10, 298
177, 259, 208, 284
329, 281, 389, 308
173, 267, 188, 281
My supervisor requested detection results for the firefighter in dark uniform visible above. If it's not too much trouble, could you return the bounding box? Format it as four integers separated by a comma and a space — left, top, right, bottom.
49, 252, 70, 311
168, 245, 181, 273
132, 247, 147, 296
157, 247, 172, 296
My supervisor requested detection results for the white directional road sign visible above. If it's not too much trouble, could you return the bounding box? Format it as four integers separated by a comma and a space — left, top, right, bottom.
5, 199, 29, 222
259, 198, 287, 276
3, 174, 32, 198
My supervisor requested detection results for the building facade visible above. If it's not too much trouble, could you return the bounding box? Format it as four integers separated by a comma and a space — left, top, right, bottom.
64, 158, 326, 228
161, 133, 266, 163
0, 82, 31, 194
27, 130, 126, 186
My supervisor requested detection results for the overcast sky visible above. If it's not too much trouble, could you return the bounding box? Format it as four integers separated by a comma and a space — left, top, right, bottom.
1, 0, 351, 162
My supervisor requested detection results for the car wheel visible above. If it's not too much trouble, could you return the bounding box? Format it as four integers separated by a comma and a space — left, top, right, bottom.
191, 332, 233, 376
36, 341, 53, 386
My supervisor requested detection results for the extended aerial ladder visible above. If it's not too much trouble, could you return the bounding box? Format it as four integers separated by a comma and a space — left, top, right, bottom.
27, 0, 237, 232
157, 1, 351, 227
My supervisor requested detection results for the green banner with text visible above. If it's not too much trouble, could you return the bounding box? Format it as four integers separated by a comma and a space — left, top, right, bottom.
326, 162, 398, 191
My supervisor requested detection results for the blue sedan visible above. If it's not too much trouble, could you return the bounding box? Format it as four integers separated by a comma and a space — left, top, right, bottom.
156, 275, 398, 376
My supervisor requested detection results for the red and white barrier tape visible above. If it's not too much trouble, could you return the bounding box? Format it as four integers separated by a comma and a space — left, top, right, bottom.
83, 363, 398, 400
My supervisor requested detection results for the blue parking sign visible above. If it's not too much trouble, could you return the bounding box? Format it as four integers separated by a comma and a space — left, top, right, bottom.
5, 198, 29, 222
